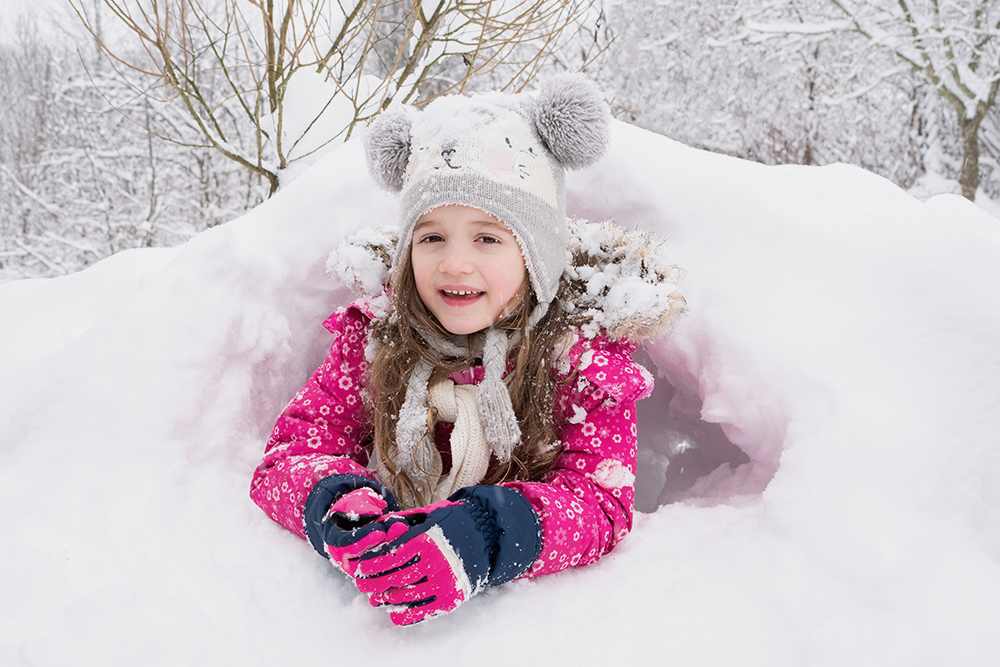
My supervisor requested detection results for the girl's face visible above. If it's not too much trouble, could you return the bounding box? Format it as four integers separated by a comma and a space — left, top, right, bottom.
410, 205, 527, 335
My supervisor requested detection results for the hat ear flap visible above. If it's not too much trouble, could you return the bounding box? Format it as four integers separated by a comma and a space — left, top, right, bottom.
533, 73, 611, 171
363, 105, 412, 192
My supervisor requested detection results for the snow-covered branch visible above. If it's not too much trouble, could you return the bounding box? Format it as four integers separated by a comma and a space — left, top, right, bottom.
744, 0, 1000, 198
67, 0, 599, 196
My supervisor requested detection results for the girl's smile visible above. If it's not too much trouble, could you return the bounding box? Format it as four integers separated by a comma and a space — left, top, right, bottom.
410, 205, 527, 335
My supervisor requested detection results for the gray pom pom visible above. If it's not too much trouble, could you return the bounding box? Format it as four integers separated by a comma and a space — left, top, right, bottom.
533, 74, 611, 170
363, 106, 412, 192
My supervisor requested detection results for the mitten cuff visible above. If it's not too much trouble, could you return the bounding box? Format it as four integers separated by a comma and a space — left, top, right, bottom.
450, 486, 542, 586
304, 474, 399, 558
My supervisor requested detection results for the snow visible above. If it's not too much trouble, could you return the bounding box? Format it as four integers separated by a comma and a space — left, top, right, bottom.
273, 70, 378, 183
592, 458, 636, 490
3, 120, 1000, 664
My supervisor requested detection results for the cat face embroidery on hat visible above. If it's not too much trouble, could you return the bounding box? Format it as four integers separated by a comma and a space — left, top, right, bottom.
404, 106, 559, 211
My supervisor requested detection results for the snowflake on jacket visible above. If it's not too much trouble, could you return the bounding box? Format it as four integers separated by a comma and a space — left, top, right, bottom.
250, 218, 685, 578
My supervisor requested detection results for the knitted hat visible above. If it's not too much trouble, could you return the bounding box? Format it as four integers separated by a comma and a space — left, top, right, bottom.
363, 73, 611, 310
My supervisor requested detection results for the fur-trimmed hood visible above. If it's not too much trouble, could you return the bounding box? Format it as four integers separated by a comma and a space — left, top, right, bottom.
326, 218, 685, 344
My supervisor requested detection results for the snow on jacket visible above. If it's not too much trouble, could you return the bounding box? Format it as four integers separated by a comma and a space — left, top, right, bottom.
250, 219, 685, 578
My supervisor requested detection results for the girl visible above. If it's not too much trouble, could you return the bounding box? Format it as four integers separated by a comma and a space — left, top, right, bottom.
250, 74, 685, 626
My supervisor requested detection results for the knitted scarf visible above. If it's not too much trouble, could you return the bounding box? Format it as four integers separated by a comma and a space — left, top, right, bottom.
380, 326, 520, 506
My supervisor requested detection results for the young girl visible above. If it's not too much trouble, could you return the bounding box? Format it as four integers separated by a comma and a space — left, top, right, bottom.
250, 74, 685, 626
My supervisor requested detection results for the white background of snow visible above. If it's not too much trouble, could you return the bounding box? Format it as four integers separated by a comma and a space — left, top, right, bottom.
2, 121, 1000, 665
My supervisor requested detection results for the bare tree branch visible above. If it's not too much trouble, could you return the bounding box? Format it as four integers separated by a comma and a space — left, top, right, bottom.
70, 0, 599, 198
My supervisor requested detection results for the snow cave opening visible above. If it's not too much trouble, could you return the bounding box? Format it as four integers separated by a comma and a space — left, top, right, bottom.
632, 347, 758, 512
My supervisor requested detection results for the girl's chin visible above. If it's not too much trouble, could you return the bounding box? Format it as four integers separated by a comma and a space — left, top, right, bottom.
434, 311, 496, 336
430, 301, 500, 335
440, 320, 490, 336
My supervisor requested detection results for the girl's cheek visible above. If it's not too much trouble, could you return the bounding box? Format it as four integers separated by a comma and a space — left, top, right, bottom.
411, 265, 432, 298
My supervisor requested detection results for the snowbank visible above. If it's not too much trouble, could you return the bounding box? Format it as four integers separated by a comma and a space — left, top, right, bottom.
2, 122, 999, 666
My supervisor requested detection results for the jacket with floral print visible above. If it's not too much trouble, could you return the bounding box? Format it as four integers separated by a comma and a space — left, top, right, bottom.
251, 301, 651, 577
250, 219, 685, 577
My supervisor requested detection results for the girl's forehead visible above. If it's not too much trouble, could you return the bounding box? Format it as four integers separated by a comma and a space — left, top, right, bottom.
413, 205, 512, 232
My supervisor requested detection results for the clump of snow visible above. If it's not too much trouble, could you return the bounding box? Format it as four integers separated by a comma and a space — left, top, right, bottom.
2, 121, 1000, 665
567, 404, 588, 424
592, 458, 635, 489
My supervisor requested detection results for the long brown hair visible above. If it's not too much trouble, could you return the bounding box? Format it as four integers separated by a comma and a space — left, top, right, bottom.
366, 248, 570, 507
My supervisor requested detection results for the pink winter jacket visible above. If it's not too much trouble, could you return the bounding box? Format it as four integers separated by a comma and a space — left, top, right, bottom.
250, 298, 655, 578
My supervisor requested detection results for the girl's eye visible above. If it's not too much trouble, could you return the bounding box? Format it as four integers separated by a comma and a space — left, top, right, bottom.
477, 235, 500, 244
419, 233, 444, 244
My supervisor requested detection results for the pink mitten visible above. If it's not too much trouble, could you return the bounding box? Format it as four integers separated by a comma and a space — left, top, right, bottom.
327, 487, 389, 525
354, 523, 471, 626
322, 488, 405, 577
352, 498, 488, 626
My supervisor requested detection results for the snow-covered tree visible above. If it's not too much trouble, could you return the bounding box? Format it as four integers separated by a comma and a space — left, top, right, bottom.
747, 0, 1000, 200
69, 0, 597, 195
0, 21, 265, 282
582, 0, 924, 189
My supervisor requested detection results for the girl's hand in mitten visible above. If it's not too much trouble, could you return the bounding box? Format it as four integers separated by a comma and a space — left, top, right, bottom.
327, 487, 390, 529
322, 488, 408, 576
354, 500, 478, 625
303, 475, 401, 577
354, 486, 541, 626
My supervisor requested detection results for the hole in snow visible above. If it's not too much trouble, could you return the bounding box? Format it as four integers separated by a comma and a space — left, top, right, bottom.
633, 347, 769, 512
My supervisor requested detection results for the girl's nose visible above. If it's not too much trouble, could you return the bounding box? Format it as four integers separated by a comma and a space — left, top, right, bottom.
440, 243, 473, 274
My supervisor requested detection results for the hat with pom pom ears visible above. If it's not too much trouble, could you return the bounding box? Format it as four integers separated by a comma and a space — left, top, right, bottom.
363, 74, 611, 318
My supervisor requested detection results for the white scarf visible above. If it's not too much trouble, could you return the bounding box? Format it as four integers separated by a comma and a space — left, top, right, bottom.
381, 326, 521, 507
379, 305, 549, 508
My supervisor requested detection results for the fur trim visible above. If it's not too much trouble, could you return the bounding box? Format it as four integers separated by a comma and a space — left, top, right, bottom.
326, 227, 393, 296
562, 219, 685, 342
326, 220, 685, 344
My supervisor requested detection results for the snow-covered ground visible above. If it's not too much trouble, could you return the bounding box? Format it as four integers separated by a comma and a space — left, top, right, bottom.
907, 169, 1000, 221
2, 121, 999, 665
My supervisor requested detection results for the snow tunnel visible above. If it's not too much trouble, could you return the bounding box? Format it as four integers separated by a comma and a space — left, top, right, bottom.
631, 320, 789, 512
